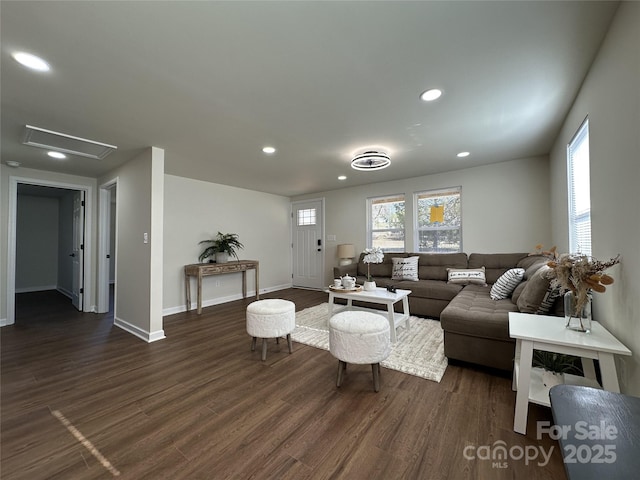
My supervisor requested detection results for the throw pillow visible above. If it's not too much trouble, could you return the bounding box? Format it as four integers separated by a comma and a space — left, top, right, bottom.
490, 268, 525, 300
537, 286, 561, 314
391, 256, 419, 281
447, 267, 486, 285
517, 265, 554, 313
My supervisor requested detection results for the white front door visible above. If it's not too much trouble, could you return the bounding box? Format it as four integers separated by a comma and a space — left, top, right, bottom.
71, 190, 85, 310
292, 199, 324, 289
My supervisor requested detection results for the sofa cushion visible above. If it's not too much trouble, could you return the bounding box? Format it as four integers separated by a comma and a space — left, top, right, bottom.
516, 254, 550, 274
516, 265, 555, 313
391, 256, 419, 281
441, 284, 518, 341
447, 267, 486, 285
468, 253, 528, 284
490, 268, 525, 300
411, 252, 468, 281
357, 252, 407, 278
388, 278, 464, 302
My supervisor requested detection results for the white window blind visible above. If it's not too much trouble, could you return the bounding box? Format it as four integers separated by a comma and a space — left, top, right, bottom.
567, 118, 591, 255
367, 194, 405, 252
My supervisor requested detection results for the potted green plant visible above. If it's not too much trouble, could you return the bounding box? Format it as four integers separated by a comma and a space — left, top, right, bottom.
532, 351, 583, 393
199, 232, 244, 263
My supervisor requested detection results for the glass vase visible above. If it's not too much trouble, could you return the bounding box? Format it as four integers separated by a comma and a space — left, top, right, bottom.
564, 290, 592, 333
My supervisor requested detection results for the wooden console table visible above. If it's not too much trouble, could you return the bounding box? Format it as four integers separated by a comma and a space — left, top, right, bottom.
184, 260, 259, 314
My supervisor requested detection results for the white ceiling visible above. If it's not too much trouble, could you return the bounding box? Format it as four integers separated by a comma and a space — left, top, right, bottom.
1, 1, 619, 197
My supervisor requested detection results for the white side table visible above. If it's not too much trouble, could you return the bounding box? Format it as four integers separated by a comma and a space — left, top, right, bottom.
509, 312, 631, 435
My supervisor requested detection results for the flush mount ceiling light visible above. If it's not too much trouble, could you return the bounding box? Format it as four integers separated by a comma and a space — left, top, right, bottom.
23, 125, 117, 160
47, 151, 67, 159
351, 150, 391, 171
12, 52, 50, 72
420, 88, 442, 102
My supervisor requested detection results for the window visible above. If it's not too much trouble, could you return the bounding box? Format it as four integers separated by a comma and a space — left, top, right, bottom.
567, 118, 591, 255
367, 194, 405, 252
297, 208, 316, 226
414, 187, 462, 253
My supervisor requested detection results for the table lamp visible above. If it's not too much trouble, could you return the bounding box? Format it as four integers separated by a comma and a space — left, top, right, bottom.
337, 244, 356, 266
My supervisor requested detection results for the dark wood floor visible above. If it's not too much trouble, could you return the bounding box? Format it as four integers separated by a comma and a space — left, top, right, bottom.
1, 289, 567, 479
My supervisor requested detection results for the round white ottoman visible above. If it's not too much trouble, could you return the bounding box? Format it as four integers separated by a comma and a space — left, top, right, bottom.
329, 310, 391, 392
246, 299, 296, 361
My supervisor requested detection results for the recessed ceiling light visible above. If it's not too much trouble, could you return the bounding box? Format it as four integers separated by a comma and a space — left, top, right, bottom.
12, 52, 50, 72
457, 151, 470, 158
262, 146, 276, 154
338, 175, 347, 181
420, 88, 442, 102
6, 161, 21, 168
47, 151, 67, 159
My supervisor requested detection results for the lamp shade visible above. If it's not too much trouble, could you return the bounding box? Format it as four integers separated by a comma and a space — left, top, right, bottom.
337, 244, 356, 265
337, 244, 356, 258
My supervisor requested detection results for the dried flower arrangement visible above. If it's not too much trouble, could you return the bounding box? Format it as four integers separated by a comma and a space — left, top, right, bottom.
532, 244, 620, 316
362, 247, 384, 282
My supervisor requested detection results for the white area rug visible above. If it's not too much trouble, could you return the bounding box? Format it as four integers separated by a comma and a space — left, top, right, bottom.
292, 303, 448, 383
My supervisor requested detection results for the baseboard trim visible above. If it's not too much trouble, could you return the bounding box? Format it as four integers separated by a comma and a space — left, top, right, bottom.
57, 287, 72, 299
15, 285, 58, 294
162, 283, 293, 317
114, 317, 166, 343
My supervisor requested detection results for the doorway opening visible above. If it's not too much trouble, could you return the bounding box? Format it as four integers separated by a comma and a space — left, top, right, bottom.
97, 180, 117, 315
5, 177, 93, 326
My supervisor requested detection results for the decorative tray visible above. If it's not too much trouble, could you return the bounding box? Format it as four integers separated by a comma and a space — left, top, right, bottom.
329, 284, 362, 292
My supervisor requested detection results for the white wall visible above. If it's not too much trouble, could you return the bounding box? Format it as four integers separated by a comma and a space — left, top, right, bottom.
163, 174, 292, 314
293, 155, 552, 285
550, 1, 640, 395
99, 147, 165, 342
15, 195, 59, 291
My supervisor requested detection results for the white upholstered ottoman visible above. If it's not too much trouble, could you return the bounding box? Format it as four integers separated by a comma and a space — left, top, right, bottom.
246, 299, 296, 361
329, 310, 391, 392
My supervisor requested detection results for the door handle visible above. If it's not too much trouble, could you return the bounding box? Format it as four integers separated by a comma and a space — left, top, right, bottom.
69, 253, 76, 257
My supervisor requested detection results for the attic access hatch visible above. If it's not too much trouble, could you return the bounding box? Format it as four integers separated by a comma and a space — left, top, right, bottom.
23, 125, 117, 160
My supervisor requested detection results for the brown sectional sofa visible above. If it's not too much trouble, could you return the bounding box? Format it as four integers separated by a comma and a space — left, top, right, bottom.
333, 252, 560, 372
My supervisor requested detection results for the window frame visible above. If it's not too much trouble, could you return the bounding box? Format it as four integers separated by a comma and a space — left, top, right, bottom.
567, 117, 591, 255
413, 186, 462, 254
366, 193, 406, 253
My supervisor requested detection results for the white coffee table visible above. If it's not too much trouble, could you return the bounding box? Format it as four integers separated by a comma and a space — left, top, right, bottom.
327, 287, 411, 343
509, 312, 631, 435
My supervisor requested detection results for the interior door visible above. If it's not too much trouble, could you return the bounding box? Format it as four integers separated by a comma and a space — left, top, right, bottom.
71, 190, 85, 310
292, 199, 324, 289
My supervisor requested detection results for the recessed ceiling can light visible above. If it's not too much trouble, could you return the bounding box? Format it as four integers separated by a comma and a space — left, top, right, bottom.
47, 151, 67, 159
262, 146, 276, 154
457, 151, 470, 158
351, 150, 391, 171
338, 175, 347, 181
6, 161, 21, 168
420, 88, 442, 102
12, 52, 50, 72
